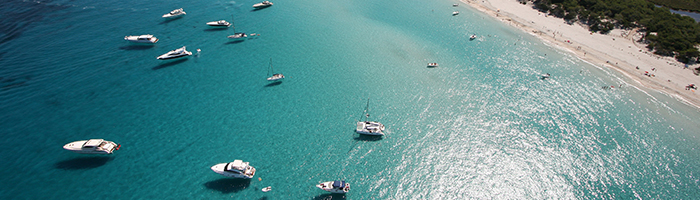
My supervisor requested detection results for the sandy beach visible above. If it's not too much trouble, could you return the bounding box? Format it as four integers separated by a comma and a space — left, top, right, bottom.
461, 0, 700, 109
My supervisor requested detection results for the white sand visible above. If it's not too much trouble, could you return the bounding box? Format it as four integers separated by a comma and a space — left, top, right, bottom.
461, 0, 700, 108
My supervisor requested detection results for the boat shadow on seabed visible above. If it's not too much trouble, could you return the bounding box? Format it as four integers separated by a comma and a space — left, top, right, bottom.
54, 156, 114, 170
118, 45, 155, 50
312, 193, 346, 200
152, 58, 188, 70
203, 178, 251, 194
353, 134, 382, 142
264, 81, 282, 87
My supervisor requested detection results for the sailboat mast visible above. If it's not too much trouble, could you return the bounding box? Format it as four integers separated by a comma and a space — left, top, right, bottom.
269, 58, 273, 76
231, 15, 235, 32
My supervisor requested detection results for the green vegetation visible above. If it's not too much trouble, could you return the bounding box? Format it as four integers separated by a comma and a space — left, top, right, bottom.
647, 0, 700, 13
532, 0, 700, 63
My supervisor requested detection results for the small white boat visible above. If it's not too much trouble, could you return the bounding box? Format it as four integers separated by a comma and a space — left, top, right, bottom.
206, 20, 231, 27
210, 160, 256, 179
124, 34, 158, 44
262, 186, 272, 192
63, 139, 120, 154
253, 1, 273, 8
453, 3, 459, 7
452, 11, 459, 16
228, 32, 247, 40
427, 63, 438, 67
316, 181, 350, 194
163, 8, 186, 18
156, 46, 192, 60
266, 58, 284, 81
470, 34, 476, 40
356, 98, 385, 136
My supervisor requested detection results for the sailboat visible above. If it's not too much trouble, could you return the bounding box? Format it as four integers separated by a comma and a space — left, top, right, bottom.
227, 15, 247, 40
355, 98, 385, 136
266, 58, 284, 81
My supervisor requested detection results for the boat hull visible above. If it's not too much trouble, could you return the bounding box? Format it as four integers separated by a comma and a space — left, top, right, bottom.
316, 181, 350, 194
157, 53, 191, 60
356, 121, 385, 136
210, 163, 255, 179
63, 140, 118, 154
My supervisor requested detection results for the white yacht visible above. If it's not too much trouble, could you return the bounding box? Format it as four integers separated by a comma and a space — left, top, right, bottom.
253, 1, 273, 8
156, 46, 192, 60
427, 63, 438, 67
356, 98, 385, 136
163, 8, 186, 18
316, 181, 350, 194
63, 139, 120, 154
452, 11, 459, 16
210, 160, 256, 179
266, 58, 284, 81
124, 34, 158, 44
453, 3, 459, 7
470, 34, 477, 40
206, 20, 231, 27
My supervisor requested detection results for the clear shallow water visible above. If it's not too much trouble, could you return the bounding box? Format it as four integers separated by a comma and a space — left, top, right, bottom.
1, 0, 699, 199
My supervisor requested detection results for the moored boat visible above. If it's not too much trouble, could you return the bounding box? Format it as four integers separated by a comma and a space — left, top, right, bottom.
356, 98, 385, 136
163, 8, 185, 18
253, 1, 273, 8
206, 20, 231, 27
266, 58, 284, 81
427, 63, 438, 67
63, 139, 120, 154
210, 160, 256, 179
156, 46, 192, 60
124, 34, 158, 44
316, 181, 350, 194
452, 11, 459, 16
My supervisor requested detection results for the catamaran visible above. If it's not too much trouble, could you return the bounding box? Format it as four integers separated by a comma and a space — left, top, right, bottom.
356, 98, 385, 136
266, 58, 284, 81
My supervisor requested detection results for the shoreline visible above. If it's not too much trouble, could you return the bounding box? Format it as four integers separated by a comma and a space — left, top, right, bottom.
461, 0, 700, 109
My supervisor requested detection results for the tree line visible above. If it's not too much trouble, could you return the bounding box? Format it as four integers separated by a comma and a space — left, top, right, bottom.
531, 0, 700, 63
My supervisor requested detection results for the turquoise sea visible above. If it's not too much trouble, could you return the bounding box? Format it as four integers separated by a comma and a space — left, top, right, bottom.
1, 0, 700, 199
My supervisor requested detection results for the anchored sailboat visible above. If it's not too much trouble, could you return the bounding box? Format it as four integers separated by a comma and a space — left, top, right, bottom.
356, 98, 385, 136
266, 58, 284, 81
227, 15, 247, 40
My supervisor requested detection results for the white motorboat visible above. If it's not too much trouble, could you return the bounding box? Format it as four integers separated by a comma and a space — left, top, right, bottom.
210, 160, 256, 179
452, 11, 459, 16
253, 1, 273, 8
163, 8, 186, 18
453, 3, 459, 7
266, 58, 284, 81
156, 46, 192, 60
356, 98, 385, 136
470, 34, 476, 40
63, 139, 120, 154
124, 34, 158, 44
427, 63, 438, 67
206, 20, 231, 27
262, 186, 272, 192
316, 181, 350, 194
